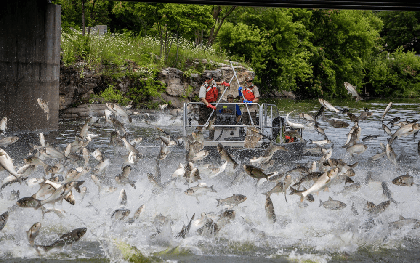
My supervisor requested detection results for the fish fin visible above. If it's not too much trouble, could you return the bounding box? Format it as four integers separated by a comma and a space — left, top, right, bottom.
349, 162, 359, 168
399, 215, 405, 220
319, 199, 323, 207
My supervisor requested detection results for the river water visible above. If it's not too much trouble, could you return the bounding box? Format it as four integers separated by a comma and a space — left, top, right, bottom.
1, 98, 420, 262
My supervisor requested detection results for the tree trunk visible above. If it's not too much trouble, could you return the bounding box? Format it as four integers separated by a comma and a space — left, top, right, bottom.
207, 6, 221, 46
88, 0, 98, 36
82, 0, 86, 36
207, 6, 237, 48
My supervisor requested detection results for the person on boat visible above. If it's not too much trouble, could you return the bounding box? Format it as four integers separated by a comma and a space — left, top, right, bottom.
219, 94, 242, 123
238, 76, 260, 125
198, 78, 230, 130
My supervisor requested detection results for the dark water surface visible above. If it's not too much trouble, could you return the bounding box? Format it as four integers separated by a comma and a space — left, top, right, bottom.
1, 98, 420, 262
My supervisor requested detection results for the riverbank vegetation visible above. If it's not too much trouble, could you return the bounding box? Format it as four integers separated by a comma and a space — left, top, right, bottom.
55, 1, 420, 99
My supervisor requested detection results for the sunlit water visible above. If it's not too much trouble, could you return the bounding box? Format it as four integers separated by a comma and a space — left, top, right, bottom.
1, 99, 420, 263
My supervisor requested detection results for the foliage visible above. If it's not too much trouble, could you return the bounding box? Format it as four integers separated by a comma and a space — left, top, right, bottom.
217, 8, 314, 94
112, 2, 214, 63
364, 47, 420, 97
53, 0, 112, 33
376, 11, 420, 53
306, 10, 383, 97
58, 2, 420, 99
91, 85, 129, 105
125, 77, 166, 106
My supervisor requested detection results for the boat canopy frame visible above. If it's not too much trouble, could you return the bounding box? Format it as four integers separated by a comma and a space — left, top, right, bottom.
182, 102, 289, 147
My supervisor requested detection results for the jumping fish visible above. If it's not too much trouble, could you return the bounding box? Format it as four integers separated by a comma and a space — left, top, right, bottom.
17, 197, 42, 209
0, 211, 8, 231
381, 181, 398, 204
243, 165, 273, 180
0, 136, 19, 147
127, 205, 145, 224
265, 195, 276, 223
319, 98, 340, 113
111, 208, 131, 220
389, 215, 420, 230
37, 228, 87, 252
184, 183, 216, 196
115, 165, 136, 189
286, 111, 305, 129
299, 113, 315, 122
216, 194, 247, 207
0, 117, 7, 133
300, 168, 339, 201
27, 222, 42, 246
217, 143, 238, 169
381, 102, 392, 120
37, 98, 50, 120
366, 200, 391, 215
319, 197, 347, 210
344, 82, 362, 101
0, 148, 22, 181
106, 103, 132, 123
392, 174, 415, 186
346, 143, 367, 156
386, 143, 397, 166
175, 214, 195, 239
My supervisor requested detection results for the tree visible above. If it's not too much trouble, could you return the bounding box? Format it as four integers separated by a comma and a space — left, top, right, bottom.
307, 10, 383, 97
53, 0, 111, 34
217, 8, 314, 94
207, 6, 237, 47
377, 11, 420, 53
112, 3, 213, 62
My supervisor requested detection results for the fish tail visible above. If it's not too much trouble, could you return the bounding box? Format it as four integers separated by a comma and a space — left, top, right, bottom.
233, 162, 238, 170
211, 185, 217, 193
349, 162, 359, 168
42, 245, 53, 252
262, 191, 271, 197
289, 186, 299, 195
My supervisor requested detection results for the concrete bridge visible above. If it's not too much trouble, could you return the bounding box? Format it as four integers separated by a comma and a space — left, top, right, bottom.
1, 0, 419, 132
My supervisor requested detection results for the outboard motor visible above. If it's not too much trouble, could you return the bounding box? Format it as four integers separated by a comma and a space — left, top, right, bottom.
215, 104, 237, 125
272, 116, 283, 140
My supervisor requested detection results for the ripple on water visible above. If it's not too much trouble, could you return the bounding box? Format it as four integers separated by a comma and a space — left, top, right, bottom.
1, 101, 420, 262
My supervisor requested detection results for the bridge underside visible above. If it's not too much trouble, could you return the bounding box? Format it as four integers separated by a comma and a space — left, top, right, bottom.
117, 0, 420, 11
0, 0, 60, 132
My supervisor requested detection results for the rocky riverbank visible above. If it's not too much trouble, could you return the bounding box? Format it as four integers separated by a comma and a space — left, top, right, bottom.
59, 60, 295, 118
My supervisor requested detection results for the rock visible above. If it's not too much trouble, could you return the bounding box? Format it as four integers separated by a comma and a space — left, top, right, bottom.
282, 90, 296, 99
160, 93, 189, 109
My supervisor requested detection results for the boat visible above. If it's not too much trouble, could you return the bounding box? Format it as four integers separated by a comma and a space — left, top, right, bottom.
182, 101, 305, 160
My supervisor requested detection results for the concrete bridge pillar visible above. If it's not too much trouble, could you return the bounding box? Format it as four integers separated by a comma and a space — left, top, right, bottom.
0, 0, 60, 132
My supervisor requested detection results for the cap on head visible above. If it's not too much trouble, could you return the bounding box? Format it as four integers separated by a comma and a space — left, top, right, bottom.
227, 94, 234, 99
205, 78, 213, 84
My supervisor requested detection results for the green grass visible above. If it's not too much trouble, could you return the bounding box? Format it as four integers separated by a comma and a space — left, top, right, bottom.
61, 30, 240, 75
